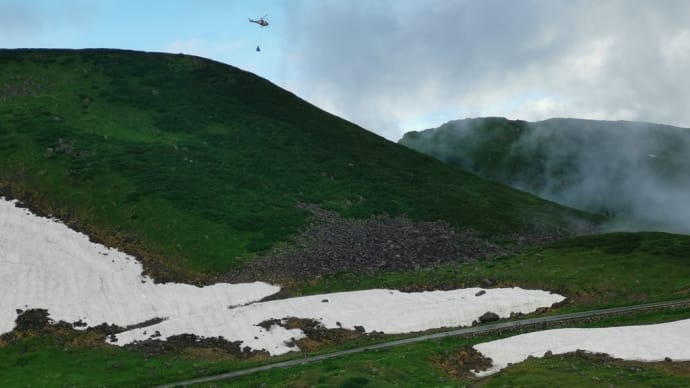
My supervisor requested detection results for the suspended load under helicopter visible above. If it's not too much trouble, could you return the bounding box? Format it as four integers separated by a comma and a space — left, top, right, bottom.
249, 15, 268, 53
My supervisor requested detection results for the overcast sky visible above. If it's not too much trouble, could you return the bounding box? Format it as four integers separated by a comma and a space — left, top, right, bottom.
2, 0, 689, 140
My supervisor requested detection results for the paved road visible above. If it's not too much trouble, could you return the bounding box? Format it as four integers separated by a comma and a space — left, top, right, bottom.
155, 298, 690, 388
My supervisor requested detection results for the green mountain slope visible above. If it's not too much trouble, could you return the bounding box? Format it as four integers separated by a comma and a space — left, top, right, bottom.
400, 117, 690, 234
0, 49, 596, 280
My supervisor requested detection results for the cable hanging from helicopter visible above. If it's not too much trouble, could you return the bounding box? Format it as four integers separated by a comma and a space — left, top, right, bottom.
249, 15, 269, 52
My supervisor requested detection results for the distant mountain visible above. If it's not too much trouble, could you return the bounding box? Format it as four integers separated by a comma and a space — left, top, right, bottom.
399, 117, 690, 234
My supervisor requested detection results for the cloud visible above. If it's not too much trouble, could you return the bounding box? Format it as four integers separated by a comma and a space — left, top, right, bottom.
401, 117, 690, 234
281, 0, 690, 140
511, 120, 690, 234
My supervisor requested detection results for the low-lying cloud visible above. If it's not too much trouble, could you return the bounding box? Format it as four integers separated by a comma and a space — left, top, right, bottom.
401, 118, 690, 235
515, 120, 690, 234
282, 0, 690, 140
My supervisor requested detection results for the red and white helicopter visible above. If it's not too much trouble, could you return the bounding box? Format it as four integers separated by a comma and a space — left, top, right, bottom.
249, 15, 269, 27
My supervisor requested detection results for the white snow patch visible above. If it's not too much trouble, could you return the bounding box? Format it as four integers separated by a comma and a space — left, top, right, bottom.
473, 319, 690, 376
0, 197, 279, 334
113, 287, 565, 355
1, 197, 565, 356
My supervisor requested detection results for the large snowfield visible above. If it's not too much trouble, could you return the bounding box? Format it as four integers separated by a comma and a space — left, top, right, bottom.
473, 319, 690, 376
112, 286, 564, 355
0, 197, 567, 355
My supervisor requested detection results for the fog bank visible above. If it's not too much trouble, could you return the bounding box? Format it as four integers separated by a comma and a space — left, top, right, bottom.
400, 118, 690, 234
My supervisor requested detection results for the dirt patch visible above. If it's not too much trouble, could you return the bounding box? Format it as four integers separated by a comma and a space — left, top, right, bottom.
1, 309, 121, 349
432, 346, 493, 380
0, 309, 268, 361
256, 317, 383, 353
673, 286, 690, 297
0, 76, 41, 100
124, 333, 269, 359
11, 308, 53, 333
256, 318, 283, 331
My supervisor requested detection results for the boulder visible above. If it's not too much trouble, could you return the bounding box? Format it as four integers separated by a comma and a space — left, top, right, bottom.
478, 311, 500, 323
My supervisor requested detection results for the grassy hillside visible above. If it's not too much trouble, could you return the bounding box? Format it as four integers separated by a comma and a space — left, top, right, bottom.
0, 49, 595, 279
399, 117, 690, 234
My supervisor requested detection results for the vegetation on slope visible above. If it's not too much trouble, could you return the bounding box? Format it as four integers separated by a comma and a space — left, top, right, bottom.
399, 117, 690, 234
0, 49, 596, 279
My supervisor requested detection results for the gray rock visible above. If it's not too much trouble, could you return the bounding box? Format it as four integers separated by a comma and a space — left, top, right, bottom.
478, 311, 500, 323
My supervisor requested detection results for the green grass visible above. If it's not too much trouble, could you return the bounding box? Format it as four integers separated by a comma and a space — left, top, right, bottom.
0, 49, 597, 277
289, 232, 690, 310
0, 336, 201, 387
200, 308, 690, 387
480, 353, 690, 388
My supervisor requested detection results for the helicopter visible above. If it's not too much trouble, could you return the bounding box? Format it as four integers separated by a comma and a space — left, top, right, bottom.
249, 14, 269, 27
